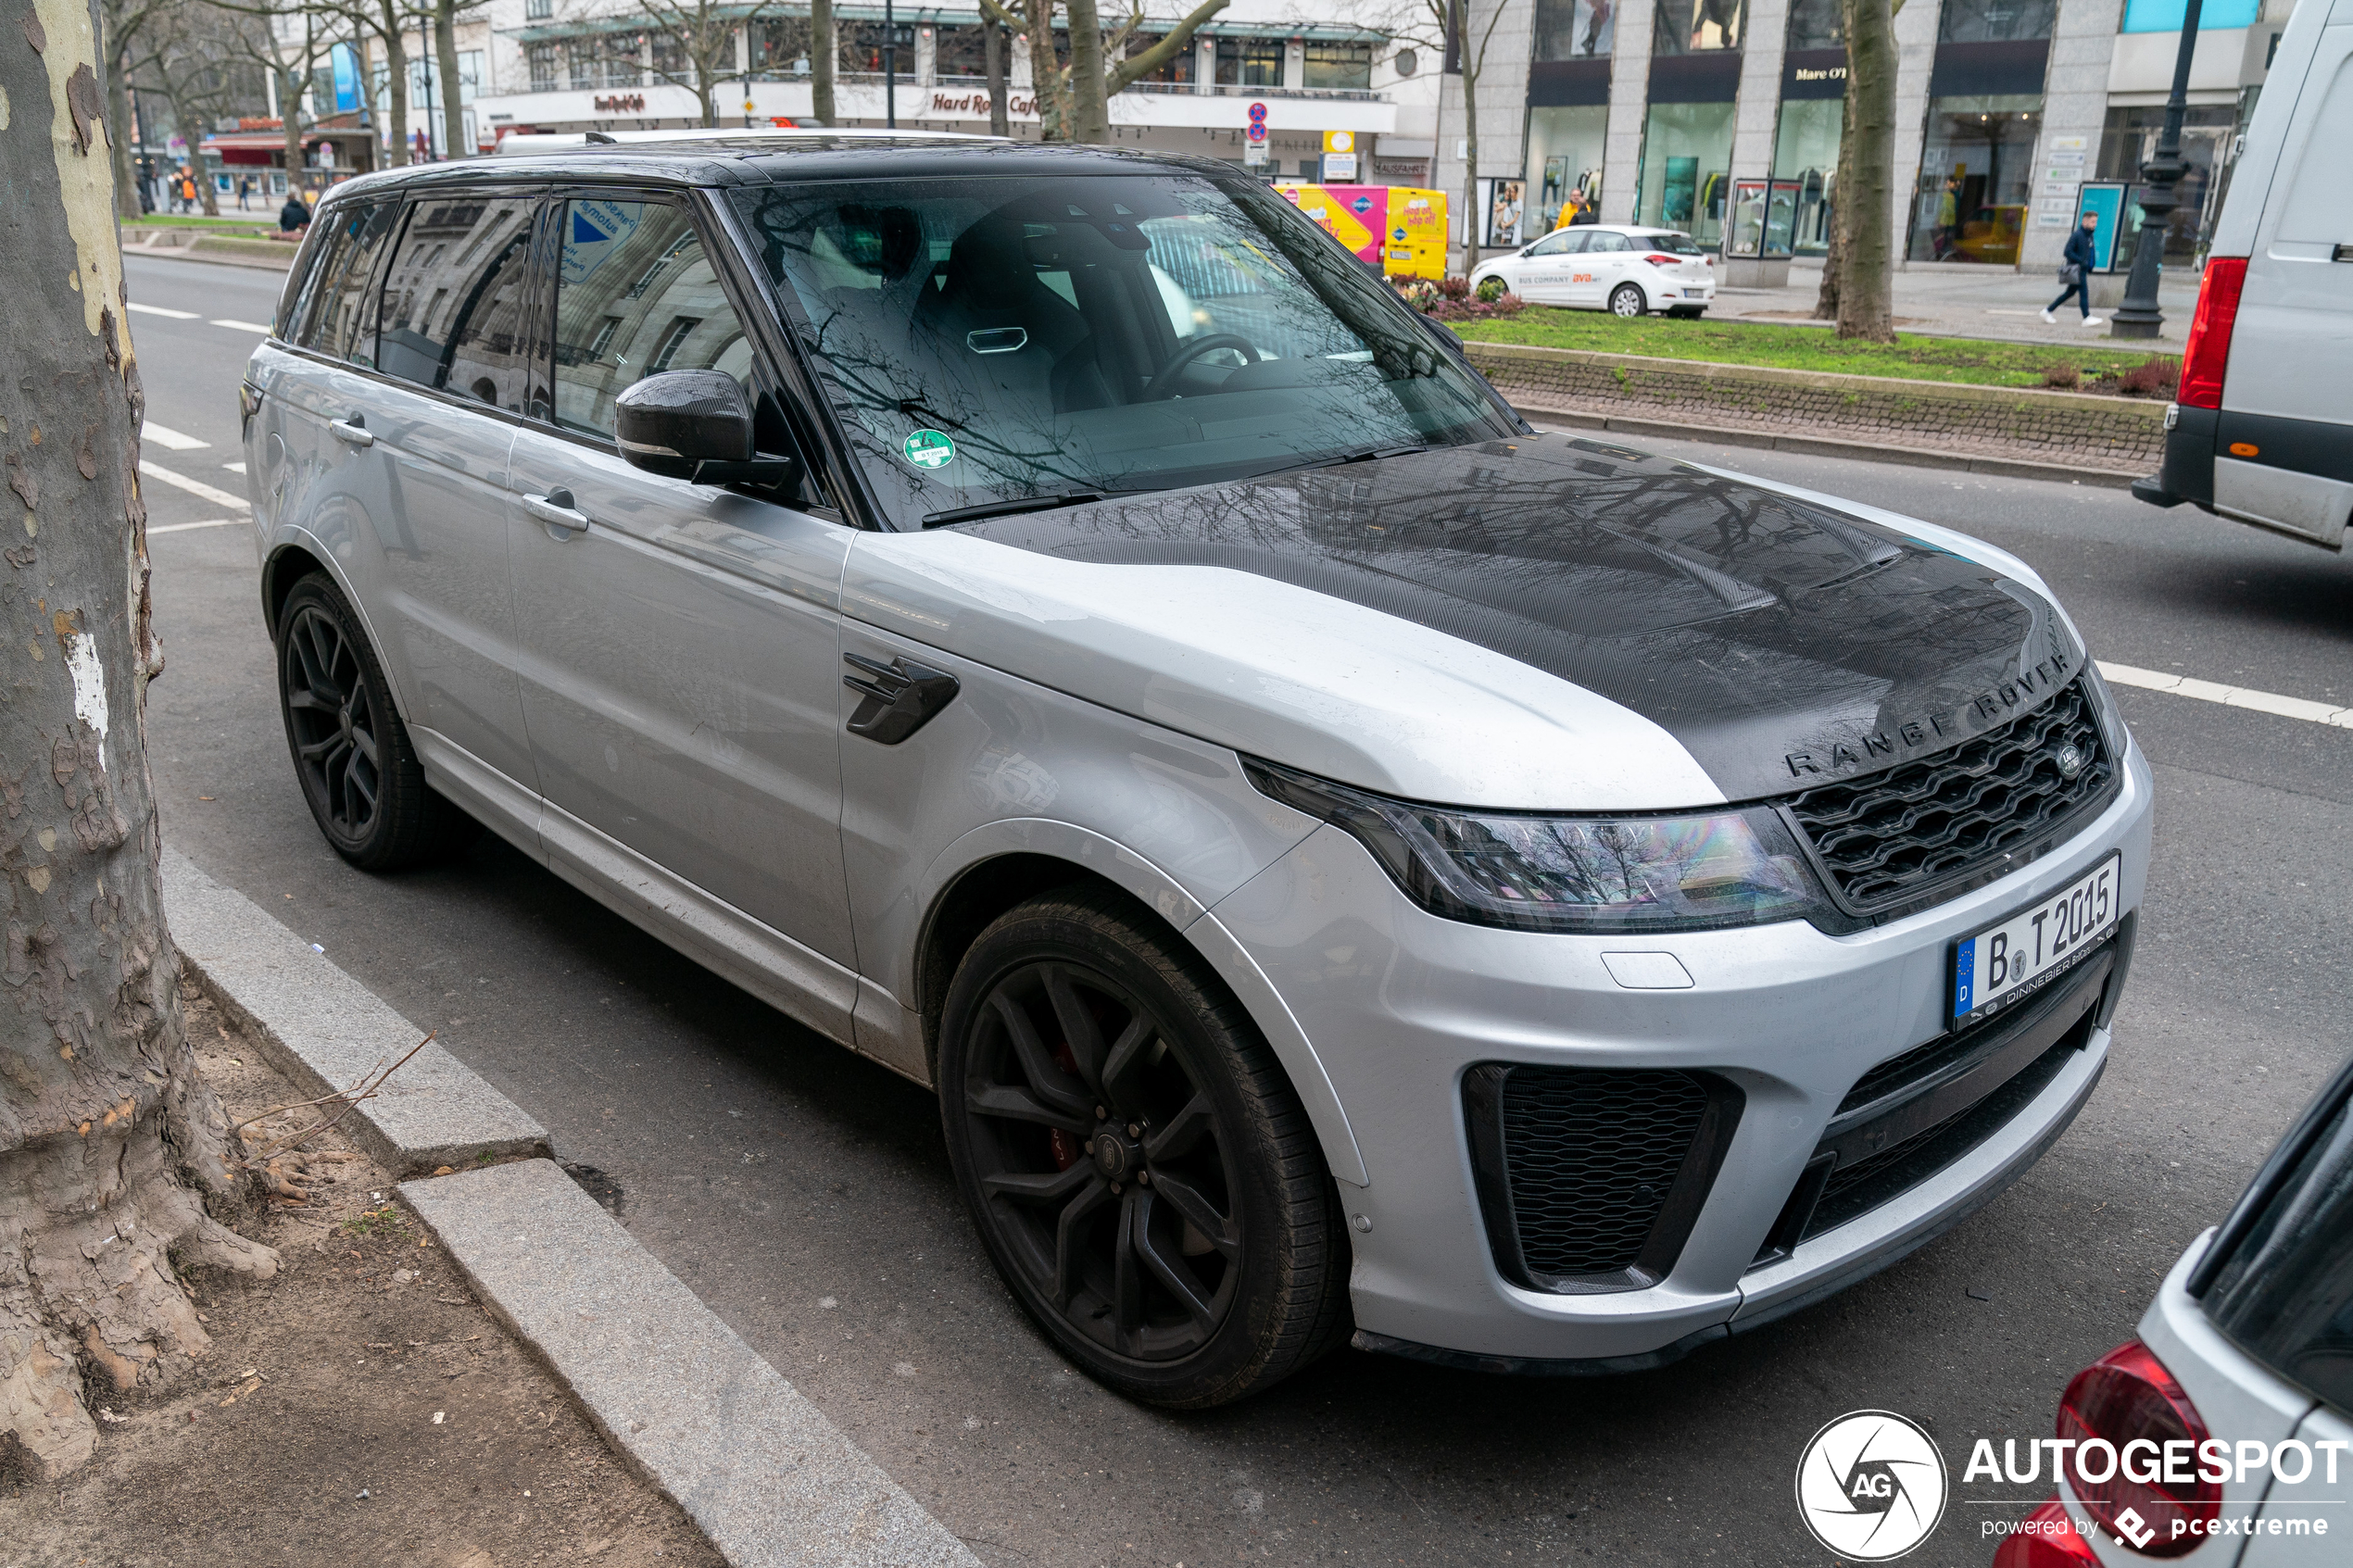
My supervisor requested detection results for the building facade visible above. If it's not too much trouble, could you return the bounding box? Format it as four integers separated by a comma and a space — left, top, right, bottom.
281, 0, 2299, 277
1434, 0, 2301, 275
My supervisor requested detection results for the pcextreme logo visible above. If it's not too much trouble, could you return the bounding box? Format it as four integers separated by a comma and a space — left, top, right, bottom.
1795, 1410, 1951, 1560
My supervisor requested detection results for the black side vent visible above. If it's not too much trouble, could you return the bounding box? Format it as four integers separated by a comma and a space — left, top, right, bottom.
1465, 1065, 1743, 1294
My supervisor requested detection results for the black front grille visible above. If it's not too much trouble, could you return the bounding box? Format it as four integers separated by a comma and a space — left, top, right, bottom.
1503, 1070, 1709, 1277
1786, 678, 2116, 913
1464, 1065, 1743, 1292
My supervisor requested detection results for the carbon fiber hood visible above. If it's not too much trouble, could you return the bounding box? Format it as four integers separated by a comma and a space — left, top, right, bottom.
950, 433, 2084, 802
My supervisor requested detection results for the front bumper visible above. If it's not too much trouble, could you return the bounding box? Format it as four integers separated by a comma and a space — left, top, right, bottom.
1202, 737, 2154, 1364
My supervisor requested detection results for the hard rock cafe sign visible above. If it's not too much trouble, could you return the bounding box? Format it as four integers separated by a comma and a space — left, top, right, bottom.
593, 94, 647, 113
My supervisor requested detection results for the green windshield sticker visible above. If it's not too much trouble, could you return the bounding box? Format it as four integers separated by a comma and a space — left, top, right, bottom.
903, 429, 956, 470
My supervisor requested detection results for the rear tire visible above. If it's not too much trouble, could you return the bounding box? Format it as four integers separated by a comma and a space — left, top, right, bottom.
937, 886, 1351, 1408
1610, 282, 1648, 318
274, 572, 478, 872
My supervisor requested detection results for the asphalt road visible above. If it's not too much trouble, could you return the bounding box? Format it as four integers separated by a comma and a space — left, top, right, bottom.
124, 252, 2353, 1568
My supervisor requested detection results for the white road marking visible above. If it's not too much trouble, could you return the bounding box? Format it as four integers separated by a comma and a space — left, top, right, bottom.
137, 459, 249, 510
221, 460, 246, 473
142, 420, 210, 450
148, 518, 246, 534
209, 319, 274, 333
2100, 661, 2353, 731
127, 301, 201, 320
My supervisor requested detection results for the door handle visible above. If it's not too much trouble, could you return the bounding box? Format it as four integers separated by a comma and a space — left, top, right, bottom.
523, 487, 589, 533
328, 416, 373, 447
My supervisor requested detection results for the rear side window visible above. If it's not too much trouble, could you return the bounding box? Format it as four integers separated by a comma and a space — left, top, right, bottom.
1636, 232, 1706, 255
1588, 232, 1631, 252
291, 202, 400, 362
378, 196, 541, 408
549, 199, 753, 439
2199, 1093, 2353, 1416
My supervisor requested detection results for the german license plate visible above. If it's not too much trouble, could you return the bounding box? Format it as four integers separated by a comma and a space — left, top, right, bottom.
1951, 852, 2122, 1027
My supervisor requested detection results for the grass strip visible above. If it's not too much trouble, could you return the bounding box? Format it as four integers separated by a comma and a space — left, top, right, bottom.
1451, 308, 2176, 392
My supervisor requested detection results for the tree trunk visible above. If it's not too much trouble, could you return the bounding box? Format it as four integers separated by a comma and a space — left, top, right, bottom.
983, 20, 1008, 135
282, 59, 305, 190
1836, 0, 1896, 342
1023, 0, 1070, 141
811, 0, 835, 125
106, 40, 139, 220
695, 58, 716, 127
1065, 0, 1106, 144
1, 0, 278, 1484
1458, 26, 1480, 274
381, 20, 409, 169
166, 82, 220, 215
434, 0, 466, 158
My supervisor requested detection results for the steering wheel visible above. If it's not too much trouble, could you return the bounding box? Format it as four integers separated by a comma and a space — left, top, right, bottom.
1142, 333, 1260, 400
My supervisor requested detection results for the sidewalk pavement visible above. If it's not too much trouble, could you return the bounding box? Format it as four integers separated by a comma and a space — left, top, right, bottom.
165, 850, 983, 1568
1712, 259, 2201, 348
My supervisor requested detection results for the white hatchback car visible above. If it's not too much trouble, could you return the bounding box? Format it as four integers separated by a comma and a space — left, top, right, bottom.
1470, 224, 1718, 317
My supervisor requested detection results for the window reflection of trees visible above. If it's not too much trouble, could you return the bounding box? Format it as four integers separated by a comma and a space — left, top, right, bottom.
377, 199, 535, 409
734, 177, 1507, 521
550, 204, 751, 438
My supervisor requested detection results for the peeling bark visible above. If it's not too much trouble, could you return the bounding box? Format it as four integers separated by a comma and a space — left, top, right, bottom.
1, 0, 276, 1484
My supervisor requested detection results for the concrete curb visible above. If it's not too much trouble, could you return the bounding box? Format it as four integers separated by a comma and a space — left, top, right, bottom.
404, 1160, 982, 1568
163, 847, 978, 1566
163, 849, 547, 1174
1514, 402, 2144, 490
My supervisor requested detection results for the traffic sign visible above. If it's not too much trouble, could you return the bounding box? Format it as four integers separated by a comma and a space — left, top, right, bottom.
1246, 123, 1265, 144
1247, 101, 1267, 124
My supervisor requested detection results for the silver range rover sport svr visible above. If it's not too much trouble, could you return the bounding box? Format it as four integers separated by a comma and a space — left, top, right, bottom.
243, 137, 2153, 1408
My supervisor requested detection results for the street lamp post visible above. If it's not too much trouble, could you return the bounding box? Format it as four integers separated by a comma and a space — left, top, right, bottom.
2111, 0, 2204, 339
884, 0, 898, 130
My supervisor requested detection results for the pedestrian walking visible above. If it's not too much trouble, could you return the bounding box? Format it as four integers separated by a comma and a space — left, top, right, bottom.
1932, 176, 1959, 260
2043, 210, 2107, 328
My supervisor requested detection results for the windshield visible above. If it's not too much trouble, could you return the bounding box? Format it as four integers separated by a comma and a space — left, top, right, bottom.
731, 174, 1517, 524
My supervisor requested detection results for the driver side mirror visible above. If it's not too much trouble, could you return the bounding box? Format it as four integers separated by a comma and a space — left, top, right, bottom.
614, 370, 798, 488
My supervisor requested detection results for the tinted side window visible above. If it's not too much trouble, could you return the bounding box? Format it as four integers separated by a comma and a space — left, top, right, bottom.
2201, 1095, 2353, 1415
293, 202, 398, 360
552, 199, 752, 439
378, 196, 539, 405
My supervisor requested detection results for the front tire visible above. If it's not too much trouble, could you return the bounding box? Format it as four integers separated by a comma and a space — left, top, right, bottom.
1610, 282, 1649, 317
274, 573, 477, 871
937, 887, 1350, 1407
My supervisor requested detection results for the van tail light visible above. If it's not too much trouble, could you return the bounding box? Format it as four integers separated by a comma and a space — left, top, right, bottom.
2177, 257, 2246, 411
2056, 1339, 2220, 1556
1644, 254, 1680, 267
1992, 1497, 2103, 1566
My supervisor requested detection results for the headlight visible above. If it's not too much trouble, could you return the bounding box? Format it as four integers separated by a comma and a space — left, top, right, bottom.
1243, 758, 1831, 934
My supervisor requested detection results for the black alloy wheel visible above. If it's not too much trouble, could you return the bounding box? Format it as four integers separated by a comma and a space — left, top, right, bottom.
274, 573, 476, 871
939, 888, 1350, 1407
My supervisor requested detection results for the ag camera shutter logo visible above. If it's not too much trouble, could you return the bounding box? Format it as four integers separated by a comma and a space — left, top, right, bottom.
1795, 1410, 1949, 1560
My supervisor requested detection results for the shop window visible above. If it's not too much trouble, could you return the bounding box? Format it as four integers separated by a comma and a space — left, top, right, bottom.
1785, 0, 1843, 49
1637, 100, 1737, 244
527, 42, 558, 93
2097, 102, 2237, 261
1909, 95, 2040, 262
1772, 99, 1843, 254
1303, 42, 1372, 90
1124, 34, 1196, 84
1534, 0, 1617, 59
1938, 0, 2057, 44
751, 19, 811, 77
1528, 104, 1609, 231
2120, 0, 2259, 30
1654, 0, 1747, 55
1215, 38, 1286, 87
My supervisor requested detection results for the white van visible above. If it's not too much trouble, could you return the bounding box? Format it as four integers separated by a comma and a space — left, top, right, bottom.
2136, 0, 2353, 547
